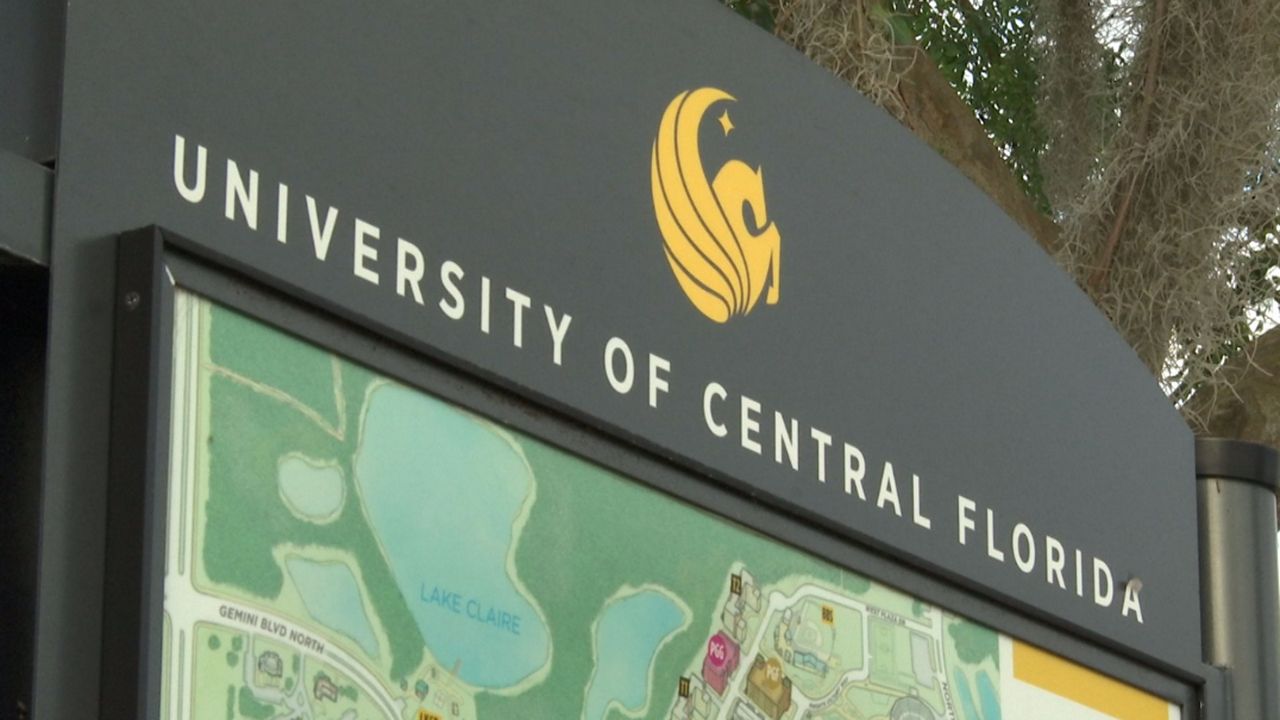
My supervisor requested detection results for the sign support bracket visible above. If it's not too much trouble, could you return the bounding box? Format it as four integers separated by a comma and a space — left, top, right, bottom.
1197, 436, 1280, 720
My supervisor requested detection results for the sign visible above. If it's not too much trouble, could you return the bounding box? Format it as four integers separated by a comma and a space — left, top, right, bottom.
52, 0, 1197, 673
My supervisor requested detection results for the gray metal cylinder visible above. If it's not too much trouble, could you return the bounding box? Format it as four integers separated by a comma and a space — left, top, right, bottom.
1197, 437, 1280, 720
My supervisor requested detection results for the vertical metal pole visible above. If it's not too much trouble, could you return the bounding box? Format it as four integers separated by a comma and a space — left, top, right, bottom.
1197, 437, 1280, 720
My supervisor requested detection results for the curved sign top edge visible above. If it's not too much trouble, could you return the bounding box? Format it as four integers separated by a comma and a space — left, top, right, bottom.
50, 0, 1199, 675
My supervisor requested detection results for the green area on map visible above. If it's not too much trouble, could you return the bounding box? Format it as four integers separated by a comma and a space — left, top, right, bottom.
162, 292, 1000, 720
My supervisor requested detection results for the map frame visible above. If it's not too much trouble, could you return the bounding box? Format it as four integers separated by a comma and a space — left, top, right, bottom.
100, 227, 1207, 719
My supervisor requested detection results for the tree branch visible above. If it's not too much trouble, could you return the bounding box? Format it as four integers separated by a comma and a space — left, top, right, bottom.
1184, 324, 1280, 447
1087, 0, 1168, 292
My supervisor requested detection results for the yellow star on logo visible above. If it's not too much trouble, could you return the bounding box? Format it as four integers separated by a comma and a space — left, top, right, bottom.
718, 110, 735, 135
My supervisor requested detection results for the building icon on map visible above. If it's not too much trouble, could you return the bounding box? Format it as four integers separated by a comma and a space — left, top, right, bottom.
314, 674, 339, 703
256, 651, 282, 680
670, 675, 719, 720
702, 631, 740, 695
745, 655, 791, 720
721, 570, 763, 643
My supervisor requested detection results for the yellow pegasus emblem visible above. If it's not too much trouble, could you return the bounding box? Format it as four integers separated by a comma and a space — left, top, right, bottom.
651, 88, 781, 323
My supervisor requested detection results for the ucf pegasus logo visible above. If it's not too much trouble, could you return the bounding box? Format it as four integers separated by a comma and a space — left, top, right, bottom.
651, 88, 781, 323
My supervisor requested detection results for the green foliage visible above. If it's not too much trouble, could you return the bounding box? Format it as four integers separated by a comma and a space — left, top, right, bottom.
201, 305, 425, 680
236, 686, 275, 720
723, 0, 775, 32
948, 622, 997, 665
895, 0, 1050, 213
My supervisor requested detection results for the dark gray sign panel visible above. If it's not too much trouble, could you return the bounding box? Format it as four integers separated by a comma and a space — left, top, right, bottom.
49, 0, 1197, 687
0, 0, 62, 164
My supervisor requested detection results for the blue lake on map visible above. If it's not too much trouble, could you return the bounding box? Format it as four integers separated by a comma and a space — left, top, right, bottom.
977, 670, 1001, 720
954, 669, 1002, 720
583, 589, 687, 720
354, 383, 550, 689
285, 557, 380, 659
277, 455, 344, 520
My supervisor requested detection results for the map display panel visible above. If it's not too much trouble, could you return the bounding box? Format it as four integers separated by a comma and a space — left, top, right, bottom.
159, 290, 1180, 720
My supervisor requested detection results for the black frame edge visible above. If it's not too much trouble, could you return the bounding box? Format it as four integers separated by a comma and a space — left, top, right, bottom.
97, 223, 1213, 718
100, 226, 172, 719
1201, 665, 1231, 720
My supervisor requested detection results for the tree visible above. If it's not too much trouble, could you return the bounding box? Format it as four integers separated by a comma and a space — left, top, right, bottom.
724, 0, 1280, 448
948, 621, 998, 665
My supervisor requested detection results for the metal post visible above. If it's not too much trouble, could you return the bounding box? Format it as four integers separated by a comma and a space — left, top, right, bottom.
1197, 436, 1280, 720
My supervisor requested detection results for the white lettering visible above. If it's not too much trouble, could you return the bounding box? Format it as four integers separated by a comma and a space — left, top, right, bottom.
480, 276, 492, 334
704, 383, 728, 437
911, 474, 931, 530
305, 196, 338, 261
353, 219, 380, 285
439, 261, 465, 319
877, 462, 902, 516
225, 159, 259, 230
1122, 581, 1144, 623
1075, 549, 1085, 597
1012, 523, 1036, 573
1093, 559, 1114, 607
957, 496, 976, 545
173, 135, 207, 203
648, 354, 670, 408
843, 444, 866, 499
544, 306, 572, 366
811, 428, 832, 483
740, 396, 762, 454
1045, 535, 1066, 589
275, 183, 289, 243
396, 238, 425, 304
986, 509, 1005, 562
775, 412, 799, 470
605, 337, 634, 394
506, 288, 531, 348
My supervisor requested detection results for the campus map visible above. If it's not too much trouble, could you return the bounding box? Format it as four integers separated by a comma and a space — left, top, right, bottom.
160, 291, 1179, 720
